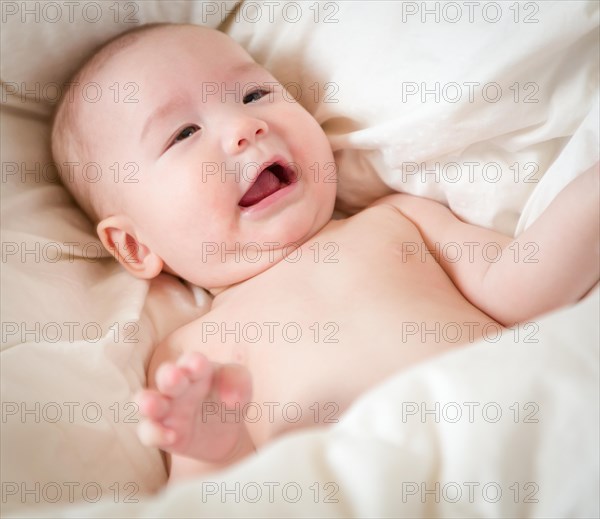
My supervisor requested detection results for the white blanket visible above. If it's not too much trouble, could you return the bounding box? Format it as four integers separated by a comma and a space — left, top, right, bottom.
9, 290, 600, 518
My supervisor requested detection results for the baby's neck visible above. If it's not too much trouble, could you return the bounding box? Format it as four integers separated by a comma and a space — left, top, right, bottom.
205, 220, 339, 299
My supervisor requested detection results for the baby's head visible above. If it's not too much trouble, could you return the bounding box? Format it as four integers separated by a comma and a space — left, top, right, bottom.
52, 23, 337, 290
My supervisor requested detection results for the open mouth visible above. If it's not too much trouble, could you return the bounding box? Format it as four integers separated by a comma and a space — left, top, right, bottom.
238, 161, 297, 208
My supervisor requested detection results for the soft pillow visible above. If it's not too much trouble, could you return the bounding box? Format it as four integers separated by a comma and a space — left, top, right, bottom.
225, 0, 599, 234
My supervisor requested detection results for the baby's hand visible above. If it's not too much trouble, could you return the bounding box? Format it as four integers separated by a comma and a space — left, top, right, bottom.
135, 352, 252, 462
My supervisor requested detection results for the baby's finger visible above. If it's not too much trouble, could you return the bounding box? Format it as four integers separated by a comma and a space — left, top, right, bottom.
215, 364, 253, 408
135, 390, 171, 420
137, 419, 176, 448
155, 362, 190, 397
176, 351, 213, 382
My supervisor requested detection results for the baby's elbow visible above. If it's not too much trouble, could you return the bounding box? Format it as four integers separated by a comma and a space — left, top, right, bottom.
475, 282, 545, 328
486, 293, 583, 330
483, 304, 526, 330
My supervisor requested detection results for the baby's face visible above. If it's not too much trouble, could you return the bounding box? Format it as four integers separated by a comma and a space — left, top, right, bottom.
89, 26, 336, 289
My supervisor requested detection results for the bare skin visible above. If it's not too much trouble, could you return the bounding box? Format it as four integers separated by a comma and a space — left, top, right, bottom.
137, 167, 599, 483
138, 202, 495, 481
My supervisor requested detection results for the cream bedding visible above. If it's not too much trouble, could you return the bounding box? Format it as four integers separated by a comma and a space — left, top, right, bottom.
1, 1, 598, 517
18, 289, 600, 518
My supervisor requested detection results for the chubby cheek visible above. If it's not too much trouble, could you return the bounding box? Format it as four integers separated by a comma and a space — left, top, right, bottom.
128, 182, 224, 257
293, 125, 337, 209
152, 225, 236, 288
285, 113, 335, 178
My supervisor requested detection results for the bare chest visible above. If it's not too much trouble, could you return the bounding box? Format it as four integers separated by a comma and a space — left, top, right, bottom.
190, 206, 490, 361
168, 206, 494, 443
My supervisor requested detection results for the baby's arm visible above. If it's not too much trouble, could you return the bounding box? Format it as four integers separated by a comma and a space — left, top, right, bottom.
377, 165, 599, 326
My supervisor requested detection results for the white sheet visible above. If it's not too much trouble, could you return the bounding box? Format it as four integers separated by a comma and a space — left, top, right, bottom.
10, 289, 599, 518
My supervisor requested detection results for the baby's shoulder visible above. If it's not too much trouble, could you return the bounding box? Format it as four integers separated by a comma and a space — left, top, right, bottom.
330, 194, 417, 231
309, 196, 422, 254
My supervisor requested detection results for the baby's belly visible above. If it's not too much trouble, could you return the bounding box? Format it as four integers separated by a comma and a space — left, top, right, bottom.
175, 206, 496, 445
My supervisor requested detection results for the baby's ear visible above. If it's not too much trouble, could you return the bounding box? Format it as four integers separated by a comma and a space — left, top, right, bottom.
97, 216, 163, 279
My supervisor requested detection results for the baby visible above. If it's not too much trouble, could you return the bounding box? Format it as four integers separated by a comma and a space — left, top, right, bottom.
51, 23, 599, 483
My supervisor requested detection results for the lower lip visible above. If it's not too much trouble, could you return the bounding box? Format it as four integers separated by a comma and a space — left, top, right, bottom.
239, 181, 299, 218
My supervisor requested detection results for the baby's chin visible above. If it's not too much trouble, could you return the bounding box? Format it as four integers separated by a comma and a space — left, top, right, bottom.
188, 192, 335, 291
193, 257, 288, 294
187, 225, 328, 292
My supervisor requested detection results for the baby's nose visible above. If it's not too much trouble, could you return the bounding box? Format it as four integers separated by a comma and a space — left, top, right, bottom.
223, 116, 268, 154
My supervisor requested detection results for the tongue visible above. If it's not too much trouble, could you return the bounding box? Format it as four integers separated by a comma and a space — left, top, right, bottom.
239, 169, 282, 207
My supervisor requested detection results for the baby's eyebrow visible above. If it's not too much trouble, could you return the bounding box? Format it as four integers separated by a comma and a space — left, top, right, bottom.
140, 96, 188, 143
139, 62, 264, 143
230, 61, 264, 76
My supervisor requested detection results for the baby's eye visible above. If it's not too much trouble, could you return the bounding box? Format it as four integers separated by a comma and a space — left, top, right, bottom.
171, 125, 200, 145
243, 89, 270, 104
